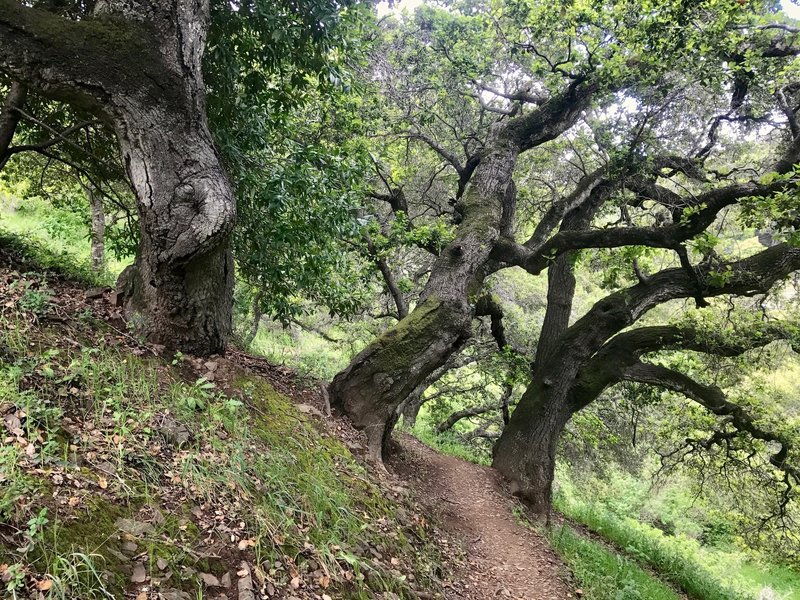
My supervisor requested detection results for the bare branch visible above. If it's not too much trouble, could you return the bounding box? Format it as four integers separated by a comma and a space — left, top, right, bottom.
404, 130, 465, 174
622, 362, 799, 489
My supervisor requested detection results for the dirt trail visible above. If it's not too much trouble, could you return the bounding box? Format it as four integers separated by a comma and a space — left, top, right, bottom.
393, 435, 571, 600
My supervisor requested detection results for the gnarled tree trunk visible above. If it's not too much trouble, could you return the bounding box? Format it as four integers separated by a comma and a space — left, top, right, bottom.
329, 141, 518, 462
329, 82, 597, 462
0, 0, 235, 355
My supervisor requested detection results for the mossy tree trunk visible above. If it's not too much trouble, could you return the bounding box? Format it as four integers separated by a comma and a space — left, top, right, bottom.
0, 81, 27, 170
330, 142, 518, 462
493, 243, 800, 517
0, 0, 235, 355
330, 83, 598, 461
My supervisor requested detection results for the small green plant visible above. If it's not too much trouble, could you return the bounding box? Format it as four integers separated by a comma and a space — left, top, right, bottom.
2, 563, 26, 598
183, 377, 216, 411
14, 279, 51, 316
18, 509, 49, 553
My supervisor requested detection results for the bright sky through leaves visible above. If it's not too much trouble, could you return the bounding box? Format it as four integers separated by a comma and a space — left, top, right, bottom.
382, 0, 800, 18
785, 0, 800, 18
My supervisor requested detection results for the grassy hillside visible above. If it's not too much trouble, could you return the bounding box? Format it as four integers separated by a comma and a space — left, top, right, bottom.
0, 232, 445, 600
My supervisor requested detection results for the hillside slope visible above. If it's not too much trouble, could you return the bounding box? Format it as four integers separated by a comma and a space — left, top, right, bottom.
0, 233, 449, 600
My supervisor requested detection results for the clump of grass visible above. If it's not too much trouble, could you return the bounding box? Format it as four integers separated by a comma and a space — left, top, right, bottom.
0, 263, 442, 599
546, 522, 682, 600
555, 492, 800, 600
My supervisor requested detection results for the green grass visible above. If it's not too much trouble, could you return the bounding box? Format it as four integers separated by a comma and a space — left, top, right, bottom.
409, 423, 491, 466
0, 235, 444, 599
0, 192, 130, 282
0, 225, 113, 287
545, 522, 682, 600
555, 492, 800, 600
248, 322, 350, 380
737, 562, 800, 598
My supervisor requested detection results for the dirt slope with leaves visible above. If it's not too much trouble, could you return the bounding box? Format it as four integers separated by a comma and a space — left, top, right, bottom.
0, 232, 574, 600
0, 233, 448, 600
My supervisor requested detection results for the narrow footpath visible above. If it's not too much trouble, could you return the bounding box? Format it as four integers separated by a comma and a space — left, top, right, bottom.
393, 435, 572, 600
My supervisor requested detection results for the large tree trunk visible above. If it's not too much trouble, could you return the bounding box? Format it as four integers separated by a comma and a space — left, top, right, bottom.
330, 83, 597, 461
0, 0, 235, 355
0, 81, 27, 170
493, 184, 614, 514
329, 142, 518, 462
492, 380, 573, 516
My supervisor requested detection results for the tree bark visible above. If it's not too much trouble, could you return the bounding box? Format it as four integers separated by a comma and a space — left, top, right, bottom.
330, 82, 597, 462
492, 380, 572, 517
0, 81, 27, 170
0, 0, 235, 355
87, 185, 105, 272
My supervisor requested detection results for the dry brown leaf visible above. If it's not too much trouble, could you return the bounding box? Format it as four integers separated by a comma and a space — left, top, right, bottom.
135, 593, 148, 600
237, 538, 255, 551
289, 576, 300, 589
35, 579, 53, 591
